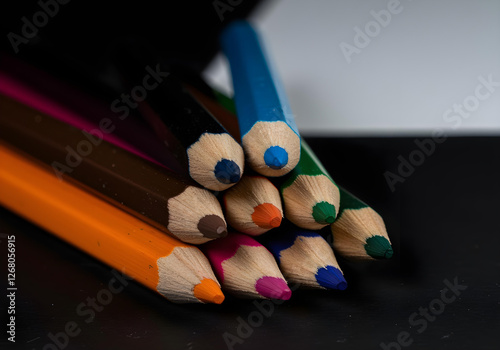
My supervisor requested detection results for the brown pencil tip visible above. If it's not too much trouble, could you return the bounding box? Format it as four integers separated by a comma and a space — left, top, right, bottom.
193, 278, 225, 304
252, 203, 283, 229
198, 214, 228, 239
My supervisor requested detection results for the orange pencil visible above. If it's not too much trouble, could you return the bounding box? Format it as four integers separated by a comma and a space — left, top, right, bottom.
0, 144, 224, 304
223, 175, 283, 235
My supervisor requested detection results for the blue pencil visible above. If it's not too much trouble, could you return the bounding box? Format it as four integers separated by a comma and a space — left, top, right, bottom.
220, 20, 301, 177
260, 223, 347, 290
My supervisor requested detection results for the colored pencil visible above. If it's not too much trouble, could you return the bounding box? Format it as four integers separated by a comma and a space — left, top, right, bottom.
0, 56, 185, 174
220, 20, 301, 177
0, 144, 224, 304
193, 87, 341, 230
0, 66, 169, 170
0, 95, 227, 244
203, 233, 292, 300
331, 188, 393, 260
111, 44, 245, 191
279, 141, 341, 230
260, 223, 347, 290
186, 84, 241, 140
223, 175, 283, 235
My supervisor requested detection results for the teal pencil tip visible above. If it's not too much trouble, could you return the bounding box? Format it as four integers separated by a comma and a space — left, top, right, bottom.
365, 236, 393, 259
312, 201, 336, 225
264, 146, 288, 169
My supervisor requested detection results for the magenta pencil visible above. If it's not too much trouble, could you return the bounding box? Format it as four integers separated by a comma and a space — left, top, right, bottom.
202, 233, 292, 300
0, 71, 163, 168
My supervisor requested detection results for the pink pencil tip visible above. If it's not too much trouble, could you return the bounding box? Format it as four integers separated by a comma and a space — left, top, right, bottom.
255, 276, 291, 300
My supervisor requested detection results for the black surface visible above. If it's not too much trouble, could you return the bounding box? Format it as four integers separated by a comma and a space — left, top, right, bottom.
1, 136, 499, 350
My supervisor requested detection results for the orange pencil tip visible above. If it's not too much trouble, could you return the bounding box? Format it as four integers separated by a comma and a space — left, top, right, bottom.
252, 203, 282, 229
193, 278, 225, 304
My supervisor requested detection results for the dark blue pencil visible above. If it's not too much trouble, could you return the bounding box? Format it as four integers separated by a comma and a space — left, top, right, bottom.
220, 20, 301, 177
260, 223, 347, 290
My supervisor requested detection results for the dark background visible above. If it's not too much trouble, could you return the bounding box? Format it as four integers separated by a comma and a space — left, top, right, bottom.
1, 1, 499, 349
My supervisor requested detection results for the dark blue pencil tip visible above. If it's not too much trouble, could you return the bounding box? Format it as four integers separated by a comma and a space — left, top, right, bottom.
315, 266, 347, 290
214, 159, 241, 184
264, 146, 288, 169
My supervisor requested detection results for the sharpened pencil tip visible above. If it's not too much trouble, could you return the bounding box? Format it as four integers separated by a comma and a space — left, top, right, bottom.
198, 215, 228, 239
252, 203, 283, 229
315, 266, 347, 290
264, 146, 288, 169
312, 201, 336, 225
255, 276, 291, 300
365, 235, 393, 259
270, 217, 282, 228
193, 278, 225, 304
214, 159, 241, 184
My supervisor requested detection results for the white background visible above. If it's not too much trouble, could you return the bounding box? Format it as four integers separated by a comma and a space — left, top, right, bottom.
204, 0, 500, 136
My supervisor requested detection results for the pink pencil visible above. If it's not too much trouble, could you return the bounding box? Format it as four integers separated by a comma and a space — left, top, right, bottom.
0, 71, 162, 167
202, 232, 292, 300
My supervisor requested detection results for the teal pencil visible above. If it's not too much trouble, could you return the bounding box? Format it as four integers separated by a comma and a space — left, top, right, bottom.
331, 188, 393, 260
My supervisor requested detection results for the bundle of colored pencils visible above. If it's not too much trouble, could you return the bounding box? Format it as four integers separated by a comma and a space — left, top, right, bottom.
0, 20, 392, 304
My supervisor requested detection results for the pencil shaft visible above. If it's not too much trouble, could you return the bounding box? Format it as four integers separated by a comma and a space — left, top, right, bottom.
220, 20, 301, 176
220, 21, 298, 138
0, 55, 183, 173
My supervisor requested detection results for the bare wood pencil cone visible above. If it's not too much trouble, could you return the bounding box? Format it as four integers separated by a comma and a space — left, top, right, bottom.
0, 144, 224, 304
241, 121, 301, 177
203, 233, 292, 300
331, 188, 393, 260
281, 173, 340, 230
223, 175, 283, 235
260, 223, 347, 290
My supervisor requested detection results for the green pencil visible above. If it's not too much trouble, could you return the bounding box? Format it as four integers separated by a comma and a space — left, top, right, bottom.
331, 188, 393, 260
279, 141, 341, 230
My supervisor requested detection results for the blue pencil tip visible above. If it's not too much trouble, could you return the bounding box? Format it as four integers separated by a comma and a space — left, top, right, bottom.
214, 159, 241, 184
264, 146, 288, 169
315, 266, 347, 290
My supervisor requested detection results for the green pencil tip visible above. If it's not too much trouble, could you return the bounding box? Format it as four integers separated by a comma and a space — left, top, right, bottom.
365, 236, 393, 259
312, 201, 336, 225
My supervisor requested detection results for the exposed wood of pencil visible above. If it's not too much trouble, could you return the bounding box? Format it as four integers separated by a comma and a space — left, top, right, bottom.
331, 188, 393, 260
280, 141, 341, 230
223, 175, 283, 235
0, 144, 224, 304
261, 227, 346, 290
203, 233, 291, 300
